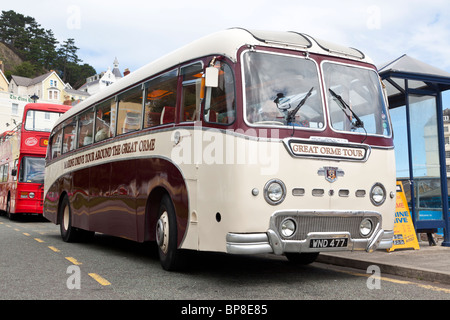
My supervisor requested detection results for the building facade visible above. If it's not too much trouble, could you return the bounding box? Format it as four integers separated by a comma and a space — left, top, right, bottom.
79, 57, 123, 95
0, 70, 89, 134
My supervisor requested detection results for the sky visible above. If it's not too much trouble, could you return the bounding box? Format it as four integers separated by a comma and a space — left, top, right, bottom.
3, 0, 450, 77
3, 0, 450, 110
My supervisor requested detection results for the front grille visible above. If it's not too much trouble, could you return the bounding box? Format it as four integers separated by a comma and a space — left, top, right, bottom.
274, 213, 380, 241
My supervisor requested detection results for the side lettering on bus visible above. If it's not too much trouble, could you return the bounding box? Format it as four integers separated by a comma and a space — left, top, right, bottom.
63, 138, 155, 170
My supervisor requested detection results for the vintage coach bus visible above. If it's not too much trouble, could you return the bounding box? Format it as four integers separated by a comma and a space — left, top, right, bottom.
44, 28, 396, 270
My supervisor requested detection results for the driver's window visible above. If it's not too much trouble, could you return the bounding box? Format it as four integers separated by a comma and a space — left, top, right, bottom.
204, 61, 236, 125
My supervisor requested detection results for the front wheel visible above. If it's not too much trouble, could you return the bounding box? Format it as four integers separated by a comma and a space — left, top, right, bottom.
156, 195, 185, 271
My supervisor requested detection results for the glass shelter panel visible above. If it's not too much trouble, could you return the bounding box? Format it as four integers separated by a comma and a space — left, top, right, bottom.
409, 94, 444, 222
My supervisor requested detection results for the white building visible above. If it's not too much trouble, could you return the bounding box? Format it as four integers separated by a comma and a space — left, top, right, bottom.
0, 91, 33, 133
79, 57, 124, 95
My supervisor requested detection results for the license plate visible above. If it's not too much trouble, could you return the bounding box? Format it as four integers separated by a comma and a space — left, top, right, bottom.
309, 238, 348, 248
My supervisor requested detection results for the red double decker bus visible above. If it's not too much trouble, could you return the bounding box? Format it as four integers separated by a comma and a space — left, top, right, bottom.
0, 103, 71, 219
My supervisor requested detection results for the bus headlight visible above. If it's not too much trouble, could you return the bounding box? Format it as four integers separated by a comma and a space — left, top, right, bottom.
29, 192, 35, 199
370, 183, 386, 206
264, 179, 286, 205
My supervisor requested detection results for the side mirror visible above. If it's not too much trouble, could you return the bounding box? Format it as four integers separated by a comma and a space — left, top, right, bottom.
11, 169, 17, 176
205, 67, 219, 88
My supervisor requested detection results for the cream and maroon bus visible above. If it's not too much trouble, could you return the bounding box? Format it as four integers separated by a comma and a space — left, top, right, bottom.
44, 28, 396, 270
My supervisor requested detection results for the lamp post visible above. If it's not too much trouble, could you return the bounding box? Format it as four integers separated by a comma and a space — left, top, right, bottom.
30, 94, 39, 103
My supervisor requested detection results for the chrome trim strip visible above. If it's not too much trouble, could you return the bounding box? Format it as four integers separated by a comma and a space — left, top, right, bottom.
226, 210, 389, 255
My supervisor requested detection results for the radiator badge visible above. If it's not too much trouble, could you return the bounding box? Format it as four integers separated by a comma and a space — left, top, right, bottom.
318, 167, 345, 183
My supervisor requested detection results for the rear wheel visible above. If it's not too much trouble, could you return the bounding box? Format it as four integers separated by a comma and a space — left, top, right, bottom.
59, 195, 93, 242
6, 197, 16, 220
156, 194, 185, 271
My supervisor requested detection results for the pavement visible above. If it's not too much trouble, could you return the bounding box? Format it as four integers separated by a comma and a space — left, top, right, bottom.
317, 238, 450, 285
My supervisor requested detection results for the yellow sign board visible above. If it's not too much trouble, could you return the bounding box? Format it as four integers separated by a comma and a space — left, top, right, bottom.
388, 182, 420, 252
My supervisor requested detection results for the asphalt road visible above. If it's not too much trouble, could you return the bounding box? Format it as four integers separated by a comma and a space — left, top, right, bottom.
1, 214, 450, 307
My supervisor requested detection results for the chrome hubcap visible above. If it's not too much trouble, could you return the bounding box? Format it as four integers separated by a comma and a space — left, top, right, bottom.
156, 212, 169, 254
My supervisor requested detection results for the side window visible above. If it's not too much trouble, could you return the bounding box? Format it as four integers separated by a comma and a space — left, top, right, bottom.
50, 129, 62, 159
204, 61, 236, 124
143, 69, 178, 128
13, 159, 18, 181
95, 99, 115, 142
4, 163, 8, 182
78, 109, 94, 148
181, 62, 203, 122
117, 86, 143, 135
62, 118, 77, 154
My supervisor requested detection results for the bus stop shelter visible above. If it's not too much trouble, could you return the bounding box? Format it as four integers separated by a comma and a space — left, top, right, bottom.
378, 54, 450, 246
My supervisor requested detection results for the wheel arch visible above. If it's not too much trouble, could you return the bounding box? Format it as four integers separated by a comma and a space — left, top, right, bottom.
142, 165, 189, 246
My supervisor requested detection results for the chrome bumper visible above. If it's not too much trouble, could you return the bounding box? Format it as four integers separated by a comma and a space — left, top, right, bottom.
226, 210, 394, 255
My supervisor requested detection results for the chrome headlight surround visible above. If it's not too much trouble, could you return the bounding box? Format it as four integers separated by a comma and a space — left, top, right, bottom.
264, 179, 286, 205
370, 183, 386, 206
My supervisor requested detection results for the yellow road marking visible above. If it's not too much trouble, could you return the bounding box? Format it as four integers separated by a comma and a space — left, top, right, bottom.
23, 233, 30, 236
66, 257, 82, 265
48, 246, 60, 252
335, 267, 450, 294
34, 238, 44, 243
89, 273, 111, 286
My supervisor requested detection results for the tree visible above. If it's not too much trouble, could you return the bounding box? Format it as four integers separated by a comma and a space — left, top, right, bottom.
57, 38, 81, 82
0, 10, 96, 88
12, 61, 36, 78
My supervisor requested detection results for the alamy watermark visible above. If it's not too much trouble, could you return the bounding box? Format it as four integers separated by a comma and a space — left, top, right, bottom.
170, 126, 281, 176
67, 265, 81, 289
366, 5, 381, 30
67, 5, 82, 30
366, 265, 381, 290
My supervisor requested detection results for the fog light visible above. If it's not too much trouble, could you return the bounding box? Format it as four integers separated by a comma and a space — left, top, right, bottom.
280, 218, 296, 238
360, 218, 373, 237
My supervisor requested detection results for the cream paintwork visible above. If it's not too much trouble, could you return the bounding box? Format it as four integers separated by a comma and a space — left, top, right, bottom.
173, 128, 396, 253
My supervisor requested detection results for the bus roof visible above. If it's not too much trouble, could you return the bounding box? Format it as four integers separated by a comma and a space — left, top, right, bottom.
23, 103, 72, 113
53, 28, 372, 129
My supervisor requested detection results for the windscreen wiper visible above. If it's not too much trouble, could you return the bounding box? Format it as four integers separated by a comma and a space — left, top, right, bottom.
329, 88, 364, 129
274, 87, 314, 125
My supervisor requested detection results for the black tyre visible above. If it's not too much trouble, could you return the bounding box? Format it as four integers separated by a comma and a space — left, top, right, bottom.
6, 197, 16, 220
156, 194, 185, 271
59, 195, 93, 242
